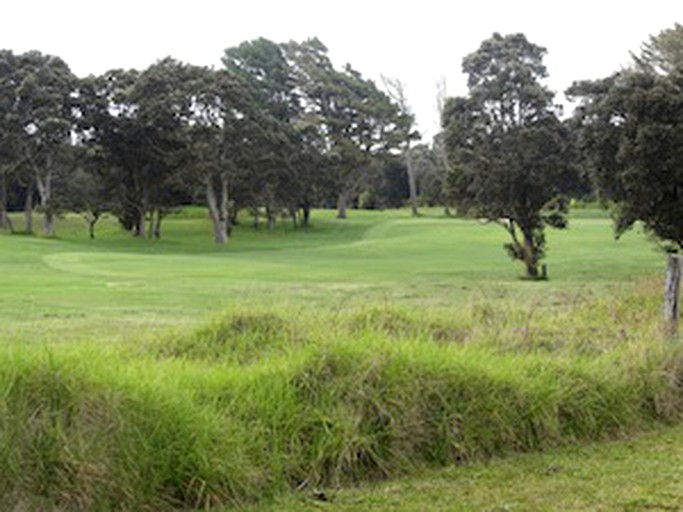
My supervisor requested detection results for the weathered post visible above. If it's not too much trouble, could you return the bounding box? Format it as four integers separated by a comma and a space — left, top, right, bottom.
664, 254, 682, 338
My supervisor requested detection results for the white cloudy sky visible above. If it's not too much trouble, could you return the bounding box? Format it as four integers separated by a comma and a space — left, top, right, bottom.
1, 1, 680, 139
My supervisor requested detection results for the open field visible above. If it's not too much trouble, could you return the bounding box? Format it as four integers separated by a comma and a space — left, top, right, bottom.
0, 208, 681, 511
0, 207, 664, 342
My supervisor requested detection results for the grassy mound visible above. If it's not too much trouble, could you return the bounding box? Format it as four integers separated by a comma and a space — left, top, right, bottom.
1, 283, 681, 510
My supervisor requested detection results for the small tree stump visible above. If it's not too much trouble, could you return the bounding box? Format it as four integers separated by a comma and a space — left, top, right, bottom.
664, 254, 682, 338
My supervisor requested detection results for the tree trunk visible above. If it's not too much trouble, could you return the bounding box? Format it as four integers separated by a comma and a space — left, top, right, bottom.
664, 254, 682, 338
36, 175, 54, 237
405, 150, 419, 217
153, 211, 163, 239
206, 179, 228, 244
147, 210, 155, 239
227, 199, 237, 230
337, 191, 348, 219
137, 207, 146, 238
87, 213, 101, 239
220, 177, 231, 239
43, 210, 55, 237
522, 229, 539, 279
24, 183, 34, 234
0, 174, 6, 230
0, 173, 12, 232
266, 204, 276, 231
302, 203, 311, 227
505, 219, 541, 279
289, 206, 299, 228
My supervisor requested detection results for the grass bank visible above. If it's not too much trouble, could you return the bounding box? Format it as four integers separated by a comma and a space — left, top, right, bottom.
1, 279, 681, 510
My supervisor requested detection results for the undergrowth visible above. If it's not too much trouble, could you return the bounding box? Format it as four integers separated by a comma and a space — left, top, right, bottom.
1, 280, 681, 510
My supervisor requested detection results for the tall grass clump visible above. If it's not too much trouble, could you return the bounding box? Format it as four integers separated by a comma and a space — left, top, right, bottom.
0, 346, 264, 511
219, 335, 683, 489
1, 280, 682, 510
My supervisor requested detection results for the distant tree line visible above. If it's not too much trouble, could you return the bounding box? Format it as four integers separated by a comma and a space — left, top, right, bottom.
1, 26, 681, 277
0, 38, 433, 243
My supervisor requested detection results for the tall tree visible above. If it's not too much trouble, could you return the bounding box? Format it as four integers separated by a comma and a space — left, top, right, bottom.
13, 51, 77, 236
382, 76, 421, 216
284, 39, 407, 219
443, 33, 576, 278
408, 143, 444, 207
128, 58, 193, 238
75, 69, 145, 235
224, 38, 313, 229
632, 23, 683, 75
567, 65, 683, 251
433, 77, 456, 215
0, 50, 21, 232
183, 65, 257, 244
85, 61, 191, 239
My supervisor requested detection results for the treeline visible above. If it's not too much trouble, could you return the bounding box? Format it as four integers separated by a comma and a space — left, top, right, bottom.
0, 38, 448, 242
0, 25, 681, 253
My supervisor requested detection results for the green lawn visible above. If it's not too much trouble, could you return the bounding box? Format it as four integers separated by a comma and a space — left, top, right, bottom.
0, 207, 665, 343
0, 207, 679, 511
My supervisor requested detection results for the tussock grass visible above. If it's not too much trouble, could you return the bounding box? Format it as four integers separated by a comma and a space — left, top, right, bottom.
0, 346, 263, 511
1, 280, 682, 510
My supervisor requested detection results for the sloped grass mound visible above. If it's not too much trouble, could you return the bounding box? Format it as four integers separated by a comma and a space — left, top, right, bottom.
1, 285, 682, 510
151, 311, 305, 364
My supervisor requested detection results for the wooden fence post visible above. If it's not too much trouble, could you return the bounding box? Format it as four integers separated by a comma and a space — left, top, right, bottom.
664, 254, 682, 338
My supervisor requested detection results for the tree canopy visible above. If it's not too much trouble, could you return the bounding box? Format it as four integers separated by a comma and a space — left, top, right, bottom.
2, 26, 681, 260
568, 52, 683, 251
442, 33, 576, 278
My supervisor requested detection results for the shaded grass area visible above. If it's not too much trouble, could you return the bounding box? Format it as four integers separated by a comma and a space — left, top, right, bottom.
1, 281, 682, 510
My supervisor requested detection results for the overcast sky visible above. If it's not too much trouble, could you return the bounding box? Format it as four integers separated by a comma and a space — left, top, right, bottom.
1, 1, 680, 139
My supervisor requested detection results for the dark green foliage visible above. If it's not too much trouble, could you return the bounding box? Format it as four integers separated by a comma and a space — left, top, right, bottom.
358, 157, 410, 209
0, 50, 77, 236
224, 38, 300, 123
443, 33, 577, 278
632, 23, 683, 75
0, 40, 416, 242
568, 39, 683, 250
223, 38, 320, 230
284, 39, 412, 219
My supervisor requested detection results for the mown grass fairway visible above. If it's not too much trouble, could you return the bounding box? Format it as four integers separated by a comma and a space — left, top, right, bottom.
1, 208, 680, 511
0, 208, 664, 342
